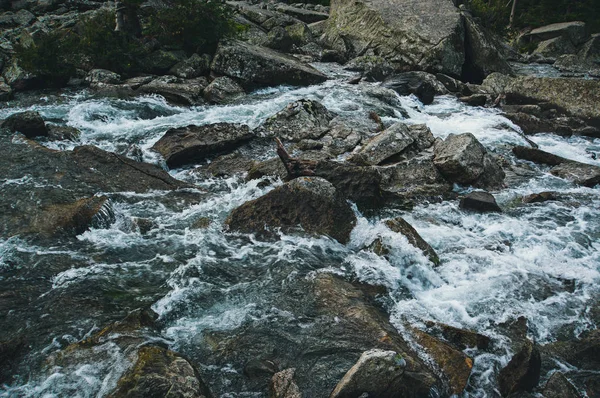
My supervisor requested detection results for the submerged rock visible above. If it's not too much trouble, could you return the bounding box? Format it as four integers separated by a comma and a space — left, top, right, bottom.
152, 123, 253, 168
108, 346, 212, 398
522, 191, 558, 204
2, 111, 48, 138
211, 40, 327, 88
385, 217, 439, 266
382, 72, 446, 105
498, 339, 541, 397
226, 177, 356, 244
459, 191, 502, 213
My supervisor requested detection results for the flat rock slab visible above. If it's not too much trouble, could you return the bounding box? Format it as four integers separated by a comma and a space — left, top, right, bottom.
152, 123, 253, 168
526, 21, 588, 46
550, 162, 600, 187
211, 40, 327, 88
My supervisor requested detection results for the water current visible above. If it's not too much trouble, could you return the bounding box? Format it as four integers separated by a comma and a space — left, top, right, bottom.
0, 63, 599, 397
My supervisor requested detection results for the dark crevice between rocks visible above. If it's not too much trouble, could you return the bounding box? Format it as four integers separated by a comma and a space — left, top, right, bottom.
461, 18, 485, 84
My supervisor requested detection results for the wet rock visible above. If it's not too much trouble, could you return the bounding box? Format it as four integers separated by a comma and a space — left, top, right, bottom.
0, 336, 26, 384
0, 77, 12, 100
460, 191, 502, 213
138, 75, 207, 106
152, 123, 253, 168
385, 217, 439, 266
382, 72, 447, 105
550, 162, 600, 187
211, 40, 327, 88
436, 73, 471, 96
498, 340, 541, 397
86, 69, 121, 85
504, 112, 571, 136
244, 359, 279, 379
434, 133, 505, 189
329, 349, 410, 397
191, 217, 211, 229
169, 53, 211, 79
512, 146, 565, 166
108, 346, 212, 398
203, 76, 245, 104
132, 217, 157, 234
226, 177, 356, 243
1, 110, 48, 138
459, 94, 488, 107
461, 10, 513, 83
246, 157, 287, 181
3, 59, 41, 91
424, 322, 491, 351
324, 0, 465, 76
411, 328, 473, 395
543, 372, 582, 398
258, 99, 334, 142
555, 33, 600, 76
46, 124, 81, 141
270, 368, 302, 398
351, 123, 435, 166
522, 191, 558, 204
206, 152, 255, 178
28, 195, 110, 237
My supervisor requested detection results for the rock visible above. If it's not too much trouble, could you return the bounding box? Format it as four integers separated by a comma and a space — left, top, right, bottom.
0, 77, 13, 100
152, 123, 253, 168
345, 55, 394, 81
379, 153, 453, 200
285, 22, 313, 46
244, 359, 279, 379
351, 123, 435, 166
534, 36, 577, 59
138, 75, 207, 105
203, 76, 245, 104
270, 368, 302, 398
498, 340, 541, 397
512, 146, 565, 166
522, 191, 558, 204
503, 76, 600, 126
523, 21, 589, 47
460, 94, 488, 107
274, 4, 328, 24
169, 53, 211, 79
434, 133, 504, 188
246, 157, 287, 181
323, 0, 465, 76
411, 328, 473, 395
382, 72, 447, 105
46, 124, 81, 141
226, 177, 356, 243
108, 346, 211, 398
330, 349, 412, 398
258, 99, 334, 141
86, 69, 121, 85
543, 372, 582, 398
481, 72, 513, 97
424, 322, 491, 351
555, 33, 600, 75
504, 113, 566, 136
385, 217, 439, 265
436, 73, 471, 95
206, 153, 255, 178
462, 10, 513, 83
264, 26, 294, 52
3, 60, 41, 91
459, 191, 502, 213
550, 162, 600, 187
211, 40, 327, 88
2, 111, 48, 138
141, 49, 187, 75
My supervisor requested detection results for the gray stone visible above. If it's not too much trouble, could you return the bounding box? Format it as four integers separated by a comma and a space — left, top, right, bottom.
258, 99, 334, 141
211, 40, 327, 88
2, 111, 47, 138
433, 133, 485, 184
498, 340, 541, 397
263, 25, 294, 52
382, 71, 447, 105
0, 77, 13, 100
524, 21, 589, 46
141, 50, 187, 75
459, 191, 502, 213
550, 162, 600, 187
270, 369, 302, 398
86, 69, 121, 85
152, 123, 253, 168
543, 373, 582, 398
274, 4, 328, 24
169, 53, 211, 79
138, 75, 207, 106
203, 76, 245, 104
534, 36, 577, 59
385, 217, 439, 265
324, 0, 465, 75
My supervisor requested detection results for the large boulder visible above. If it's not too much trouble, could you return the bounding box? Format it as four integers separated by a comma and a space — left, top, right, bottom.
258, 99, 334, 141
138, 76, 208, 106
459, 191, 502, 213
555, 33, 600, 76
226, 177, 356, 243
203, 76, 245, 104
323, 0, 465, 76
351, 123, 435, 166
433, 133, 505, 189
211, 40, 327, 88
108, 346, 212, 398
382, 72, 447, 104
522, 21, 589, 47
2, 111, 48, 138
152, 123, 253, 168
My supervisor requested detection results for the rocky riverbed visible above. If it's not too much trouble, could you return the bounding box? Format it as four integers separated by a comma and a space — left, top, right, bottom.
1, 0, 600, 397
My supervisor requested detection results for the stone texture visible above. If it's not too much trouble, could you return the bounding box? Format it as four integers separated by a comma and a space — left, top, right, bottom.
1, 111, 47, 138
258, 99, 334, 142
270, 368, 302, 398
459, 191, 502, 213
385, 217, 439, 266
498, 340, 541, 397
203, 76, 245, 104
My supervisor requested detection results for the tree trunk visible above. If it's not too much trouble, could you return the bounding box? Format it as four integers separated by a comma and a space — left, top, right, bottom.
115, 1, 142, 37
508, 0, 518, 29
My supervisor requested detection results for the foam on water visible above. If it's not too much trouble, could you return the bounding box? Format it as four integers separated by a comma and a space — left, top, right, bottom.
2, 70, 600, 397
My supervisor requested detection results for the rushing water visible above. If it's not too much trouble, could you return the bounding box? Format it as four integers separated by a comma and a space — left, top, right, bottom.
0, 64, 599, 397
